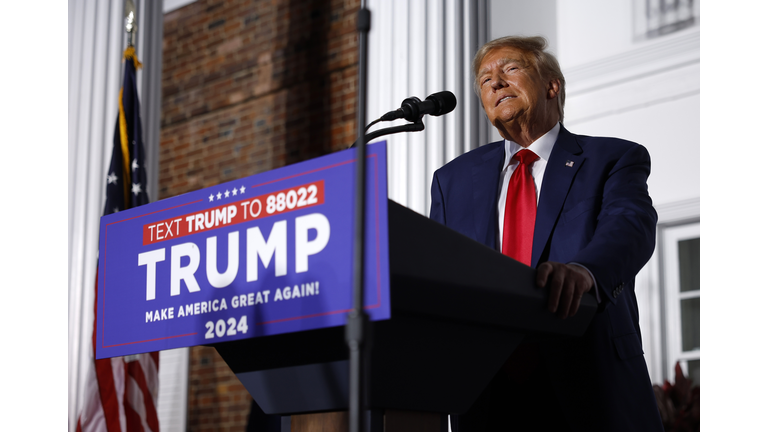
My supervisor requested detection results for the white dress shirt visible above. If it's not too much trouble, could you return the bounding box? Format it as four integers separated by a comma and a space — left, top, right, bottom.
496, 122, 560, 248
495, 122, 600, 300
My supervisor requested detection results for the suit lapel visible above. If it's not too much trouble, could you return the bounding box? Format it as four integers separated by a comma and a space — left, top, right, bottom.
472, 142, 505, 249
532, 127, 584, 267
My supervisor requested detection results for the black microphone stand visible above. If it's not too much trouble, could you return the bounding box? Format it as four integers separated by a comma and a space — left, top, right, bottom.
348, 2, 370, 432
350, 119, 425, 149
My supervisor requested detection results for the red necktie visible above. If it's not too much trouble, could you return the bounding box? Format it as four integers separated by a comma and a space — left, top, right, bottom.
501, 149, 539, 266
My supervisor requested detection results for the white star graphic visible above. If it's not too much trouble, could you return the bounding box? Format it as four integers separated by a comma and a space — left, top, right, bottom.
231, 188, 238, 196
224, 190, 230, 198
209, 194, 214, 202
132, 159, 139, 171
216, 192, 222, 200
107, 172, 118, 184
132, 183, 142, 196
240, 186, 246, 194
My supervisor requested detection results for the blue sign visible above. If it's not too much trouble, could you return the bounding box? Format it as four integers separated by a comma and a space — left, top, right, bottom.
96, 142, 390, 359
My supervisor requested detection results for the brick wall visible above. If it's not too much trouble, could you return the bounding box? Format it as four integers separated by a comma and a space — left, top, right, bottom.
160, 0, 360, 430
186, 345, 252, 430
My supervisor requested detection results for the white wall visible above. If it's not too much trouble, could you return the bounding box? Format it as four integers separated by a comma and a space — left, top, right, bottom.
163, 0, 196, 13
489, 0, 557, 51
569, 93, 700, 207
558, 0, 700, 207
556, 0, 636, 68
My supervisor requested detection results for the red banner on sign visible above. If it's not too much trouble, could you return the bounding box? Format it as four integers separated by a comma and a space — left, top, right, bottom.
142, 180, 325, 245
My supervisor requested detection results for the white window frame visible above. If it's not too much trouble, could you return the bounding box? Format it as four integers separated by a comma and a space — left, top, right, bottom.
660, 221, 700, 381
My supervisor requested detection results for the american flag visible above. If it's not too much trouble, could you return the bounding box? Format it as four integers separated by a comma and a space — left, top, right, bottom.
76, 46, 159, 432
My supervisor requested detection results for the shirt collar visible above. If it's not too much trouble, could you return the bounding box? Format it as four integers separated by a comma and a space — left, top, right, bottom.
503, 122, 560, 167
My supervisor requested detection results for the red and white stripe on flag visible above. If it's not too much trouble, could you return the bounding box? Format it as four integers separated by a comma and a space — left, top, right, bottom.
76, 352, 159, 432
76, 277, 160, 432
76, 356, 160, 432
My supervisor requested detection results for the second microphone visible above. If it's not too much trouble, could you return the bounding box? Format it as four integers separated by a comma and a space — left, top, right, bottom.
380, 91, 457, 122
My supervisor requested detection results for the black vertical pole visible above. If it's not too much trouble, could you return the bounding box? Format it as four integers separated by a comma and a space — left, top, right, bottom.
347, 3, 371, 432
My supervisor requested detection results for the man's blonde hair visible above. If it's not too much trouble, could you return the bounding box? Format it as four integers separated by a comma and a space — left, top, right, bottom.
472, 36, 566, 122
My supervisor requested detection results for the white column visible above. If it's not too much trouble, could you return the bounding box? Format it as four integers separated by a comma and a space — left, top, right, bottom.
68, 2, 124, 429
68, 1, 175, 431
367, 0, 488, 216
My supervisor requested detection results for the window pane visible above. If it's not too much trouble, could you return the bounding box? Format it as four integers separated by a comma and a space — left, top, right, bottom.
687, 359, 700, 388
681, 297, 700, 351
678, 237, 700, 292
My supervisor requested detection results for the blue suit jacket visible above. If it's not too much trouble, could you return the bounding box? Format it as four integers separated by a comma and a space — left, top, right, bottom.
429, 125, 663, 431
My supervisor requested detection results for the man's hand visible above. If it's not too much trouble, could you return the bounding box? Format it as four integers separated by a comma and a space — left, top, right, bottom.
536, 261, 593, 319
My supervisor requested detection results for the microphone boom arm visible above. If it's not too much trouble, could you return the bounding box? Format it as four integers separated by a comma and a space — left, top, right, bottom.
350, 119, 424, 148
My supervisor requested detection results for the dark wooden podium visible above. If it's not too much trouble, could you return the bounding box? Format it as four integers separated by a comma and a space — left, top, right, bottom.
212, 200, 596, 431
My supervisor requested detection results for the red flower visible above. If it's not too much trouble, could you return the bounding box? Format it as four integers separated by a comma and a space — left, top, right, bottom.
653, 362, 700, 432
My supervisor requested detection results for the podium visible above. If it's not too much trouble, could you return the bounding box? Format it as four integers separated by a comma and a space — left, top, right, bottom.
212, 200, 597, 431
95, 141, 596, 431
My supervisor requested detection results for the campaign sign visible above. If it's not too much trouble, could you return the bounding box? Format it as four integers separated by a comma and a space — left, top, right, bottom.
96, 141, 390, 359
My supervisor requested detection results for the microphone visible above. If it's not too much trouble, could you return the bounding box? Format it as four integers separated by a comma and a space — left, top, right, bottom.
380, 91, 457, 122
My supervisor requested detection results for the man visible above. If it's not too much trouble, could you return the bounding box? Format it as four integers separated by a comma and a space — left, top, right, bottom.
430, 36, 664, 431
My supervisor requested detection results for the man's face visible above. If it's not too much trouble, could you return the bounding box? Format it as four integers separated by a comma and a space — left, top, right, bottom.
476, 47, 559, 139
